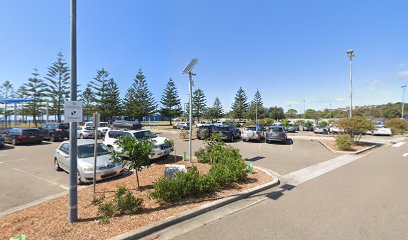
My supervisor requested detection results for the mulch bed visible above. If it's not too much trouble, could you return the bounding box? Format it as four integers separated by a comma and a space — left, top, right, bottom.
0, 158, 272, 240
320, 140, 376, 152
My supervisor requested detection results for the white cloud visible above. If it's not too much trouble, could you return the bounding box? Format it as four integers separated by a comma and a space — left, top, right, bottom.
399, 63, 408, 68
398, 70, 408, 79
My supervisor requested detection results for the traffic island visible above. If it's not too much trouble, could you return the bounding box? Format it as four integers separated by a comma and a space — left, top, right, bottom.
319, 139, 379, 154
0, 158, 274, 240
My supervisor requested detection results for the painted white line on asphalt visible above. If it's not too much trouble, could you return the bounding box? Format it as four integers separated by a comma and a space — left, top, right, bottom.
392, 142, 406, 148
258, 143, 264, 149
2, 158, 27, 163
12, 168, 69, 190
283, 154, 362, 186
402, 153, 408, 157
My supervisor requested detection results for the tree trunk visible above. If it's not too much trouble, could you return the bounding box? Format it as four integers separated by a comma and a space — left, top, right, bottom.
169, 118, 172, 126
135, 168, 140, 189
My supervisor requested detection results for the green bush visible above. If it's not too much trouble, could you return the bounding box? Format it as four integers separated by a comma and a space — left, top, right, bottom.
209, 159, 248, 185
96, 186, 143, 223
335, 135, 354, 151
337, 117, 373, 142
385, 118, 408, 135
195, 135, 242, 164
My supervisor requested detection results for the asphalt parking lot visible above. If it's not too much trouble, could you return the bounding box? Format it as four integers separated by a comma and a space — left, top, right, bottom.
0, 129, 400, 214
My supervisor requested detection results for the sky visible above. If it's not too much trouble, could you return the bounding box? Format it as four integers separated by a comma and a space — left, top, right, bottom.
1, 0, 408, 114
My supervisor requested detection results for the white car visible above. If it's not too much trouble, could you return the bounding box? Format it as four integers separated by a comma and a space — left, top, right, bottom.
54, 139, 125, 184
196, 121, 212, 127
330, 126, 345, 134
367, 125, 392, 136
103, 129, 173, 159
84, 121, 111, 136
77, 126, 101, 139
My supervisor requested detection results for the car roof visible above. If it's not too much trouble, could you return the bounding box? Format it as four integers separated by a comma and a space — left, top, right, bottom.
270, 126, 283, 128
61, 139, 100, 145
108, 129, 148, 133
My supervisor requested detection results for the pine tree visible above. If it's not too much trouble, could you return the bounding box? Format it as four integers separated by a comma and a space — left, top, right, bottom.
160, 78, 182, 125
89, 68, 114, 121
15, 85, 29, 122
104, 79, 122, 120
192, 88, 206, 122
246, 90, 265, 121
124, 69, 157, 121
24, 68, 47, 126
44, 51, 70, 122
231, 87, 249, 120
1, 81, 14, 125
79, 85, 94, 121
205, 97, 224, 121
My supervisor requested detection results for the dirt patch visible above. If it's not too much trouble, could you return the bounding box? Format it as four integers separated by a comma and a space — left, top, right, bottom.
320, 140, 376, 153
0, 158, 272, 240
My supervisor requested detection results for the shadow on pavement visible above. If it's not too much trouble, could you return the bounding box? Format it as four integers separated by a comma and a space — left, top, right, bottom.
245, 156, 265, 162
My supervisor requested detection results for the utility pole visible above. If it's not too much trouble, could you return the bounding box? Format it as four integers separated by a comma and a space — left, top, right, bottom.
402, 85, 407, 119
347, 49, 355, 119
69, 0, 78, 223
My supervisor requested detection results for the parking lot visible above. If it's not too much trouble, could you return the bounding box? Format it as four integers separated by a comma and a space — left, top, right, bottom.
0, 128, 401, 213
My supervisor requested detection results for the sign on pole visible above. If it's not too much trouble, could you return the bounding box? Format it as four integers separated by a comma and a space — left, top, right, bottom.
64, 101, 83, 123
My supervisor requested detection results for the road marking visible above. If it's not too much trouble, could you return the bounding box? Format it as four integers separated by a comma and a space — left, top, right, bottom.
258, 143, 264, 149
283, 154, 363, 186
1, 158, 27, 163
402, 153, 408, 157
392, 142, 406, 148
12, 168, 69, 190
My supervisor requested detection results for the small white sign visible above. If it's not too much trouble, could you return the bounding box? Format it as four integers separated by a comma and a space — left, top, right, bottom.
64, 101, 83, 122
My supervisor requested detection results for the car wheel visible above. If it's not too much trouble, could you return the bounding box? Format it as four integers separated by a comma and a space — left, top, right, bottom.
79, 134, 84, 139
49, 134, 55, 142
54, 158, 62, 171
12, 138, 17, 146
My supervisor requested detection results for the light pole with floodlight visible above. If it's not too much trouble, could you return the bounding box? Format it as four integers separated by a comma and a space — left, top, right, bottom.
347, 49, 355, 119
402, 85, 407, 119
182, 58, 198, 163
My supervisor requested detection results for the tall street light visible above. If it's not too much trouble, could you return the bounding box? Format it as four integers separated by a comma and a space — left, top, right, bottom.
347, 49, 355, 119
402, 85, 407, 119
182, 58, 198, 163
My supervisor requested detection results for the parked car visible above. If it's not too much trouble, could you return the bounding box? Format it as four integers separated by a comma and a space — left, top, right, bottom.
112, 120, 142, 130
330, 126, 345, 134
196, 121, 212, 127
314, 126, 329, 134
77, 126, 101, 139
303, 125, 314, 131
4, 128, 43, 145
84, 121, 111, 136
197, 125, 218, 139
173, 122, 189, 129
286, 124, 299, 133
54, 140, 125, 184
241, 125, 265, 142
266, 126, 287, 143
39, 123, 70, 142
367, 125, 392, 136
0, 135, 4, 148
214, 125, 241, 142
103, 129, 173, 159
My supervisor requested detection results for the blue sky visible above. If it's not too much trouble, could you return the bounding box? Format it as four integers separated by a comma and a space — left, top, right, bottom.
1, 0, 408, 113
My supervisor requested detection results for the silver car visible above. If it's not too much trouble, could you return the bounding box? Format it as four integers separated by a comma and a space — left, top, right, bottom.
241, 126, 265, 142
54, 139, 125, 184
266, 126, 287, 143
77, 126, 101, 139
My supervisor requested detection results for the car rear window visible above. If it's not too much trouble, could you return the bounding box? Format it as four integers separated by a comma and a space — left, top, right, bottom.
58, 124, 69, 129
22, 129, 40, 135
269, 127, 284, 132
133, 131, 156, 139
244, 127, 256, 131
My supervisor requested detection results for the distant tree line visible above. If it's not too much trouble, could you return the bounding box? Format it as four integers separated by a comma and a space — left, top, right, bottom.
1, 51, 406, 125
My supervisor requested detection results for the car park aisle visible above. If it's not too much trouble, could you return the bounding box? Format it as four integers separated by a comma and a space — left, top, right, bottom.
0, 142, 68, 212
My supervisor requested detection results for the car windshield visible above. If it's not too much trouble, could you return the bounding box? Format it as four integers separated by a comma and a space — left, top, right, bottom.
85, 127, 95, 130
133, 130, 156, 139
78, 143, 110, 158
99, 123, 109, 127
270, 127, 283, 133
245, 127, 256, 131
59, 124, 69, 129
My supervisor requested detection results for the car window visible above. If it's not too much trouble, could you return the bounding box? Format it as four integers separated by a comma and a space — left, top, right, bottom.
78, 143, 110, 158
269, 127, 284, 133
108, 131, 130, 139
60, 143, 69, 154
22, 129, 40, 135
133, 130, 156, 139
99, 123, 109, 127
85, 127, 95, 130
59, 124, 69, 129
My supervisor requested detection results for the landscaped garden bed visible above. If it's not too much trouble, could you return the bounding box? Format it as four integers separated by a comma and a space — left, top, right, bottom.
0, 157, 272, 240
319, 139, 377, 153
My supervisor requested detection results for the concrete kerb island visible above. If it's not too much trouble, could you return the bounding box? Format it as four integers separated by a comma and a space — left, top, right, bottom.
109, 167, 280, 240
318, 140, 381, 155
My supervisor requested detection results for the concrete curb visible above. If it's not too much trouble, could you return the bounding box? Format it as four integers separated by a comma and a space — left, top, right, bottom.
318, 140, 380, 155
109, 167, 280, 240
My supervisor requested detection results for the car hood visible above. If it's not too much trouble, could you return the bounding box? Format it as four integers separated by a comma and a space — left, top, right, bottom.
79, 154, 114, 167
153, 136, 167, 145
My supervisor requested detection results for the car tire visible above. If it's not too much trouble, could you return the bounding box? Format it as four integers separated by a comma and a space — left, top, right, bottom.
54, 158, 62, 171
79, 134, 84, 139
49, 134, 55, 142
12, 138, 17, 146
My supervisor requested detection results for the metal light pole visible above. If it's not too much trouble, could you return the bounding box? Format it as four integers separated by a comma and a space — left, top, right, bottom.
69, 0, 78, 223
402, 85, 407, 119
255, 102, 258, 124
182, 59, 198, 163
347, 49, 355, 119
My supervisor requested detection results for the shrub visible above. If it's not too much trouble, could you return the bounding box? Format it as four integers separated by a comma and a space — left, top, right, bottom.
195, 134, 242, 164
335, 135, 354, 151
385, 118, 408, 135
179, 129, 188, 139
259, 118, 275, 126
91, 194, 105, 206
96, 186, 143, 223
337, 117, 373, 142
320, 121, 328, 127
209, 159, 248, 185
